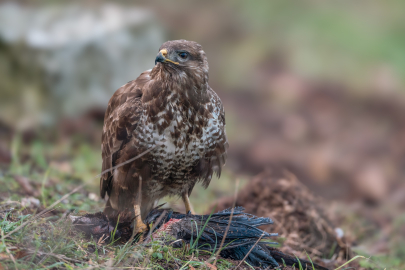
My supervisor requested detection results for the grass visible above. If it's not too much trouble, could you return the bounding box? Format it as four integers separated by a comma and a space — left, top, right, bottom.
0, 136, 400, 269
0, 202, 237, 269
0, 178, 378, 270
0, 138, 241, 269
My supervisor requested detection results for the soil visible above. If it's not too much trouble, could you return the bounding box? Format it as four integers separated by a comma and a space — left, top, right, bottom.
213, 168, 358, 269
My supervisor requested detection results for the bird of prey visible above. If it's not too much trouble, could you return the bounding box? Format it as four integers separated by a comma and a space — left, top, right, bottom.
100, 40, 228, 235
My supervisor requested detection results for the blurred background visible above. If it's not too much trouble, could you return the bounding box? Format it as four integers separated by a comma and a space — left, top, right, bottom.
1, 0, 404, 268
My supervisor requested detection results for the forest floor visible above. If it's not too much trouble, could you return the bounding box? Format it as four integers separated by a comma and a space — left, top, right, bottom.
0, 136, 397, 269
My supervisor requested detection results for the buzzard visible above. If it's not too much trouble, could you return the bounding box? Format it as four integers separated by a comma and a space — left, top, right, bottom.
100, 40, 228, 234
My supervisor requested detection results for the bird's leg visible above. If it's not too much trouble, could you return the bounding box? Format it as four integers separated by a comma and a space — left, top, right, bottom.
132, 176, 148, 239
182, 192, 195, 214
133, 203, 148, 235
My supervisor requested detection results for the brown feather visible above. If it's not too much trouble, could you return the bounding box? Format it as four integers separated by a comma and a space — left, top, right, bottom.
100, 40, 228, 218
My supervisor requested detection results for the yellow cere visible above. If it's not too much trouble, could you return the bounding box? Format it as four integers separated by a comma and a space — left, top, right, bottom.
159, 49, 179, 65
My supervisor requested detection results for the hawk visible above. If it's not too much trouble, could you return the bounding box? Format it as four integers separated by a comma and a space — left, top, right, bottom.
100, 40, 228, 234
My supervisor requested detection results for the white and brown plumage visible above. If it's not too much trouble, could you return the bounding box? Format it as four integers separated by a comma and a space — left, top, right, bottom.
100, 40, 228, 233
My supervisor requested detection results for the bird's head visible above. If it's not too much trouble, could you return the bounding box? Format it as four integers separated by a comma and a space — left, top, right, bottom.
154, 40, 209, 83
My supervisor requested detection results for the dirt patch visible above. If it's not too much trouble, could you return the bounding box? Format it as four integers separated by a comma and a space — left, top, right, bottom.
214, 169, 354, 268
225, 72, 405, 206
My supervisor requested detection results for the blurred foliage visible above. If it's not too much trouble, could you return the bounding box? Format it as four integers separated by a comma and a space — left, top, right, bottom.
233, 0, 405, 86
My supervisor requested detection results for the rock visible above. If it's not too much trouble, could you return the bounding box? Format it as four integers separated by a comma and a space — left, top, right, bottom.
0, 2, 164, 127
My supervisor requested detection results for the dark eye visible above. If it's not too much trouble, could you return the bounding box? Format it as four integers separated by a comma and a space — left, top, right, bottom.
178, 52, 188, 59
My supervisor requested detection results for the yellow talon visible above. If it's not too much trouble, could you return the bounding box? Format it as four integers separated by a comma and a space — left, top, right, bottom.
134, 218, 148, 234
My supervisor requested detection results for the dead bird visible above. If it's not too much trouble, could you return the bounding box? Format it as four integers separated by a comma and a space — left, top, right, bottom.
71, 207, 329, 270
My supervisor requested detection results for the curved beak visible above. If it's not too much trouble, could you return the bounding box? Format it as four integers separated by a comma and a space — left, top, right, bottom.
155, 49, 179, 65
155, 51, 166, 65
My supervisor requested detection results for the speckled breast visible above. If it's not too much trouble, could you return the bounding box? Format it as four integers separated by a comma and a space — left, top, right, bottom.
134, 97, 220, 195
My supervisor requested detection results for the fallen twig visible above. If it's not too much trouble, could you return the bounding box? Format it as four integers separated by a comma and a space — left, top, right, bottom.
96, 143, 164, 178
179, 253, 194, 270
27, 250, 84, 263
236, 233, 265, 269
144, 210, 167, 243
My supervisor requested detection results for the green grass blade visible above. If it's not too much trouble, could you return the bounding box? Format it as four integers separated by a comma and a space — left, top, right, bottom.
294, 255, 304, 270
110, 214, 120, 244
191, 209, 214, 250
305, 251, 316, 270
281, 258, 287, 267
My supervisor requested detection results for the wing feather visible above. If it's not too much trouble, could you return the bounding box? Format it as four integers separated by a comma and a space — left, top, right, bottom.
100, 71, 150, 198
197, 87, 229, 188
